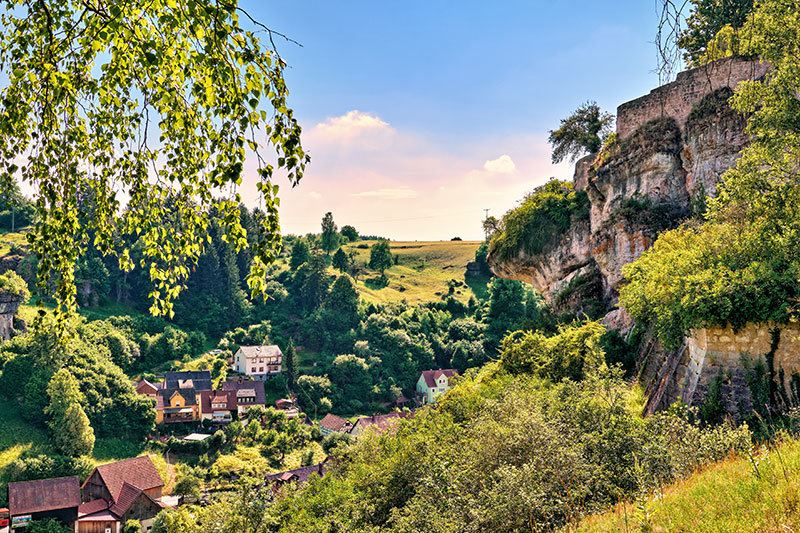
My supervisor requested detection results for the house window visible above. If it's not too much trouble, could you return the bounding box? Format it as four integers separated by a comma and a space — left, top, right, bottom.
251, 368, 256, 373
259, 367, 264, 373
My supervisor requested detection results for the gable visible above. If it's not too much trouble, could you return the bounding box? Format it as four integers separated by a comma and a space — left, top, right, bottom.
85, 456, 164, 503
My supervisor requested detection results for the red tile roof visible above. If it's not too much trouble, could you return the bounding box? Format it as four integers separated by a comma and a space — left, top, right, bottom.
319, 413, 352, 433
266, 463, 326, 486
78, 499, 109, 518
109, 482, 142, 517
9, 476, 80, 515
135, 379, 159, 395
222, 379, 267, 406
199, 390, 237, 413
420, 369, 458, 388
354, 412, 413, 435
85, 456, 164, 502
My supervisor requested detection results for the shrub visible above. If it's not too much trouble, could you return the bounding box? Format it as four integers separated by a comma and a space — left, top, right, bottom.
489, 180, 589, 262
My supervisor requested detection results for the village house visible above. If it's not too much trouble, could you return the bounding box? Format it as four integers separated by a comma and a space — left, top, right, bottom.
231, 345, 283, 380
151, 371, 212, 424
266, 462, 327, 491
198, 389, 237, 424
155, 388, 201, 424
8, 476, 80, 530
222, 378, 267, 416
275, 398, 300, 418
416, 369, 458, 405
318, 413, 353, 436
78, 456, 166, 533
350, 411, 413, 438
134, 379, 160, 399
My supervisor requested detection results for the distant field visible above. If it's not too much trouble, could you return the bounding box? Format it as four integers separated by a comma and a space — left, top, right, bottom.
342, 240, 490, 305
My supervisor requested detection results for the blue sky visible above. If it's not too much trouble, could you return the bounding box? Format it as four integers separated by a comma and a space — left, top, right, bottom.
238, 1, 672, 240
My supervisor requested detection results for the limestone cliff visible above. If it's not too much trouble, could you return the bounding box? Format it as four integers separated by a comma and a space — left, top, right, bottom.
488, 57, 767, 311
0, 292, 23, 341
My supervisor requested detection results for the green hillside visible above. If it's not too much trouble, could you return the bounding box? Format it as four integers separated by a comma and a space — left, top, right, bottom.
342, 240, 490, 304
572, 436, 800, 532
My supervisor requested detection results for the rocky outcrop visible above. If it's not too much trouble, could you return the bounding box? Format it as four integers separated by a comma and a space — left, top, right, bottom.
489, 56, 766, 311
0, 292, 24, 341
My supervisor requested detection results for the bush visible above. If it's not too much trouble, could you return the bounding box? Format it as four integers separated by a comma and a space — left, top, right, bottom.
489, 180, 589, 262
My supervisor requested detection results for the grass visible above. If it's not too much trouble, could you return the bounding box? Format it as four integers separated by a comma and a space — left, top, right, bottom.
0, 398, 52, 480
571, 436, 800, 533
342, 240, 487, 305
0, 228, 29, 256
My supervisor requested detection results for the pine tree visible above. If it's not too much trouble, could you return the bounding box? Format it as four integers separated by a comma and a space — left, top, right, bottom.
284, 338, 298, 389
320, 212, 339, 255
290, 239, 310, 270
301, 253, 331, 310
332, 248, 349, 272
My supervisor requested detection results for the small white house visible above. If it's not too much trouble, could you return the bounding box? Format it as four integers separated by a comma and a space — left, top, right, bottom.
416, 369, 458, 405
232, 345, 283, 380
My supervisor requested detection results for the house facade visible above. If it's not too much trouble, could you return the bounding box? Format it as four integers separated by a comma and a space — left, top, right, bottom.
8, 476, 80, 531
416, 369, 458, 405
155, 388, 201, 424
78, 456, 166, 533
232, 345, 283, 380
222, 378, 267, 416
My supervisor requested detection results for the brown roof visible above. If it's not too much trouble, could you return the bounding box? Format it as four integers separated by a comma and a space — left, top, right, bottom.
199, 390, 237, 413
78, 499, 109, 518
319, 413, 352, 433
85, 456, 163, 502
9, 476, 80, 515
354, 412, 413, 435
135, 380, 159, 395
109, 482, 143, 517
222, 379, 267, 406
266, 463, 326, 486
420, 369, 458, 388
237, 345, 283, 359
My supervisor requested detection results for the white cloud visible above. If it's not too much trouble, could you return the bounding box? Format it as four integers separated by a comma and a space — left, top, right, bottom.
307, 191, 322, 200
352, 187, 418, 200
312, 110, 390, 142
483, 154, 516, 174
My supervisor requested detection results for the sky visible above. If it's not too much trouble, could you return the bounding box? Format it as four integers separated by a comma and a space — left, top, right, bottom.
237, 2, 670, 241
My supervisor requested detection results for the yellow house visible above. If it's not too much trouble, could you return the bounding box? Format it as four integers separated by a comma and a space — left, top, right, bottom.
155, 389, 201, 424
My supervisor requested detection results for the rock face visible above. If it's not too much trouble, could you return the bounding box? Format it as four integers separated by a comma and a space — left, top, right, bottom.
488, 57, 767, 309
643, 323, 800, 416
0, 292, 24, 341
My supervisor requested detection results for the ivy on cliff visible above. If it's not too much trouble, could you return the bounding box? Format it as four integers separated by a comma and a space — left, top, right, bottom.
489, 180, 589, 263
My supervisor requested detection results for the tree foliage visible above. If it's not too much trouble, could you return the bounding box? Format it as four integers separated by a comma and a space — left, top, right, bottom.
331, 248, 349, 272
340, 225, 359, 242
677, 0, 755, 65
45, 369, 95, 457
0, 0, 309, 331
548, 101, 614, 163
489, 180, 590, 262
320, 212, 339, 255
621, 0, 800, 347
368, 240, 393, 275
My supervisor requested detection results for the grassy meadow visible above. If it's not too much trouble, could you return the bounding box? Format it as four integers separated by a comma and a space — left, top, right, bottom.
572, 436, 800, 532
341, 240, 490, 305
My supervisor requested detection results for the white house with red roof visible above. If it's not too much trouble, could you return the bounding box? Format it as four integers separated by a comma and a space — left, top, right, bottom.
416, 369, 458, 405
